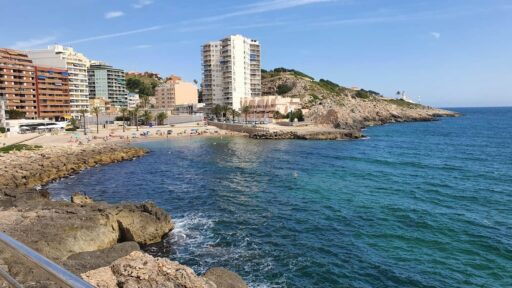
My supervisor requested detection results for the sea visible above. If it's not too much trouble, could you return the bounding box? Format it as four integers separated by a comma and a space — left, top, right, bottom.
49, 107, 512, 288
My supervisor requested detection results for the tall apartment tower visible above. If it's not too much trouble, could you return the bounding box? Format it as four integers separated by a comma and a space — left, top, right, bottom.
0, 48, 37, 119
88, 61, 128, 107
0, 95, 5, 127
202, 35, 261, 111
27, 45, 90, 117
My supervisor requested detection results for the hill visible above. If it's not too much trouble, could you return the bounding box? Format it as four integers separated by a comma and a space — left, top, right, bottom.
261, 68, 458, 130
126, 73, 162, 96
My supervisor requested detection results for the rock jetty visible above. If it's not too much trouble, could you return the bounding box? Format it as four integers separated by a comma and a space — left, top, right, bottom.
0, 144, 147, 190
250, 129, 362, 140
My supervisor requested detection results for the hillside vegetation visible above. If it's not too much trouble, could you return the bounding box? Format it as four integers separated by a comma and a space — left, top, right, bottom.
126, 73, 162, 96
261, 68, 457, 130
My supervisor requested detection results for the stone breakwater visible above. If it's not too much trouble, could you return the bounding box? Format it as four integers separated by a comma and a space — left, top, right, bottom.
250, 129, 363, 140
0, 144, 248, 288
0, 144, 147, 190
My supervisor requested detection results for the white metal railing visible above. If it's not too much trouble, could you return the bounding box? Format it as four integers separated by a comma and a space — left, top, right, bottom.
0, 231, 94, 288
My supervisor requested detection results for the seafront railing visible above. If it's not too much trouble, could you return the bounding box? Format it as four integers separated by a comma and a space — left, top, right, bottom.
0, 231, 94, 288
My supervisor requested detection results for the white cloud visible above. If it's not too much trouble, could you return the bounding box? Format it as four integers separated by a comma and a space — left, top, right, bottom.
132, 44, 152, 49
430, 32, 441, 39
132, 0, 154, 9
189, 0, 334, 22
64, 26, 162, 45
105, 11, 125, 19
11, 36, 57, 49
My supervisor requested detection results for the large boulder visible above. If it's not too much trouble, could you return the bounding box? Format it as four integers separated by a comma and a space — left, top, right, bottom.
204, 268, 248, 288
82, 251, 217, 288
62, 242, 140, 275
115, 202, 174, 245
0, 195, 173, 261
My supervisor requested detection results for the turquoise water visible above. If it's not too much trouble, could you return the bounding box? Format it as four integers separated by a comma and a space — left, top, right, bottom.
49, 108, 512, 287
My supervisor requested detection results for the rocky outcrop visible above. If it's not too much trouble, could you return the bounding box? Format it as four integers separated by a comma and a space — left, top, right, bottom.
307, 97, 458, 130
81, 251, 217, 288
0, 144, 248, 287
0, 191, 173, 261
62, 242, 141, 275
0, 144, 147, 191
204, 268, 248, 288
261, 71, 459, 132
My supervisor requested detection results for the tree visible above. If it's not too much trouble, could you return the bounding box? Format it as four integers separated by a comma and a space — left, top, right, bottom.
91, 106, 101, 134
132, 107, 140, 131
120, 107, 128, 132
229, 108, 237, 121
273, 111, 283, 119
212, 104, 222, 121
6, 109, 26, 120
221, 105, 230, 121
140, 96, 150, 110
241, 105, 251, 123
142, 110, 153, 126
78, 109, 88, 135
277, 84, 293, 95
156, 112, 168, 126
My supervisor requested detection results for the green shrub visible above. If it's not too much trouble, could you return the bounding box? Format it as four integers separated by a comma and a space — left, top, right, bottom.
317, 79, 340, 93
0, 144, 43, 153
286, 109, 305, 122
277, 84, 294, 95
355, 90, 371, 99
0, 127, 5, 134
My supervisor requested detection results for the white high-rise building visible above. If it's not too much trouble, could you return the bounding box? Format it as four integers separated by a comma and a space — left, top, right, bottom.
0, 95, 6, 128
202, 35, 261, 111
27, 45, 90, 117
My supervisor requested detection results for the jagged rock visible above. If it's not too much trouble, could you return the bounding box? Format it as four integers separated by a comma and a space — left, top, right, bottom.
204, 268, 248, 288
82, 251, 217, 288
115, 202, 174, 245
0, 198, 173, 261
62, 242, 140, 275
71, 192, 94, 205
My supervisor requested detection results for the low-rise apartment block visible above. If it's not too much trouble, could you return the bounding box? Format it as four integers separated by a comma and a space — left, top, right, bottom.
240, 95, 302, 120
155, 76, 198, 111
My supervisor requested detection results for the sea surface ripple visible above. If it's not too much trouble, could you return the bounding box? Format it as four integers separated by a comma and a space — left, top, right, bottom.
49, 107, 512, 287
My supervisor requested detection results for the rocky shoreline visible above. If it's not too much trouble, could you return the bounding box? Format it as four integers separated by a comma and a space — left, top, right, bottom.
250, 129, 363, 140
0, 144, 247, 288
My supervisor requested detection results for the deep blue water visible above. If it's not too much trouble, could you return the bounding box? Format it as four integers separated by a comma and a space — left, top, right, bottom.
49, 107, 512, 288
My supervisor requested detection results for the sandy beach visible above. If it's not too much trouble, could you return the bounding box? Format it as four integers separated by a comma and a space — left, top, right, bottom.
0, 121, 242, 148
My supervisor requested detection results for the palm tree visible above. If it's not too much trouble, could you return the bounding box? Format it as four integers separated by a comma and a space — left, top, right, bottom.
212, 104, 222, 121
142, 110, 153, 126
91, 106, 101, 134
132, 107, 140, 131
120, 107, 128, 132
78, 109, 88, 135
140, 96, 150, 109
241, 105, 251, 123
221, 105, 230, 121
156, 112, 168, 126
229, 108, 237, 122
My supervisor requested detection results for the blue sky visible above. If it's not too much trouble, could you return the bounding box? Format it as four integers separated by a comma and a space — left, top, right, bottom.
1, 0, 511, 107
